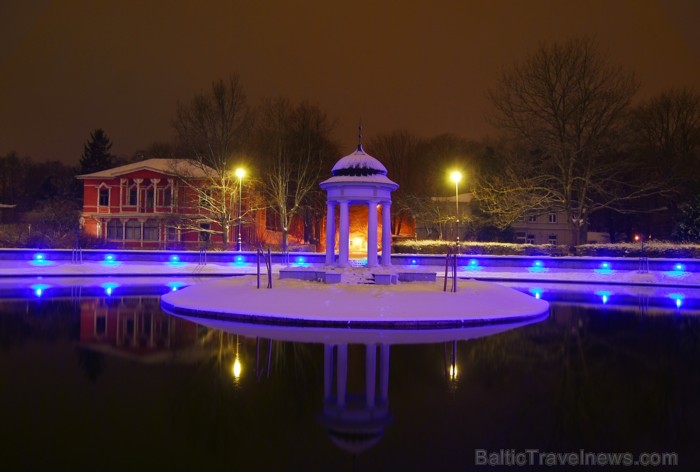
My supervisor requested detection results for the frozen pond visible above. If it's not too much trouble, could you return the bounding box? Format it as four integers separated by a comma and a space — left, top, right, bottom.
1, 277, 699, 469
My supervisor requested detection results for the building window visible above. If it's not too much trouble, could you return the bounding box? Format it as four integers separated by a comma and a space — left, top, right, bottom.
145, 188, 155, 210
549, 234, 558, 245
200, 190, 213, 209
95, 316, 106, 336
125, 220, 141, 240
99, 188, 109, 207
528, 215, 537, 223
548, 213, 557, 223
106, 220, 123, 240
526, 234, 535, 244
199, 223, 211, 242
167, 226, 178, 242
129, 186, 138, 206
161, 186, 172, 206
515, 232, 526, 244
266, 210, 280, 231
143, 220, 159, 241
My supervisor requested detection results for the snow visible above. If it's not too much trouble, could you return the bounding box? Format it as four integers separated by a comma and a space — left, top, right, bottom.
161, 276, 549, 326
331, 148, 388, 174
76, 158, 211, 179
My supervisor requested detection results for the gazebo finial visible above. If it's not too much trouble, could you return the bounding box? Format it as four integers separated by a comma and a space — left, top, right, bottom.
357, 121, 364, 152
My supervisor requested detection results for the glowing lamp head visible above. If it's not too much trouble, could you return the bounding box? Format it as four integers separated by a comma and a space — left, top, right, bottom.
234, 168, 246, 180
634, 234, 640, 242
450, 171, 463, 184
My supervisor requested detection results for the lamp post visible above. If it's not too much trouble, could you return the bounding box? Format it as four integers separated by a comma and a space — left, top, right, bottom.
235, 168, 246, 252
450, 171, 463, 247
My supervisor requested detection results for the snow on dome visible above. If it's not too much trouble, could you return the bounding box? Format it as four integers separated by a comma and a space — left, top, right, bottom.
331, 144, 388, 177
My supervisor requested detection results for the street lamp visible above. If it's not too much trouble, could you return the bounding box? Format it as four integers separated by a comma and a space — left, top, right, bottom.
235, 168, 246, 251
450, 171, 463, 246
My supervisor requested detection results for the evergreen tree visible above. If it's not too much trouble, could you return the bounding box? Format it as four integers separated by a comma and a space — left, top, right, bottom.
79, 129, 116, 174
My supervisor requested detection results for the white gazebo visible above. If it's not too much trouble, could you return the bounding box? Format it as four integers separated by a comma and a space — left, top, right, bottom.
320, 141, 398, 268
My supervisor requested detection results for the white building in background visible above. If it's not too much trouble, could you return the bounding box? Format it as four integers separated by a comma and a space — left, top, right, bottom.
511, 211, 572, 246
414, 191, 577, 245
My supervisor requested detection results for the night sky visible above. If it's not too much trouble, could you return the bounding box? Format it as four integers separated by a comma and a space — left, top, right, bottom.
1, 0, 699, 166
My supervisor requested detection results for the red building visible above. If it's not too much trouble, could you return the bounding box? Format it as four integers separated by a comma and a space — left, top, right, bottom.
77, 158, 262, 249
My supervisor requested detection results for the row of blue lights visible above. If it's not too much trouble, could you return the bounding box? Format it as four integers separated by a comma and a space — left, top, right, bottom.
527, 287, 687, 308
24, 253, 692, 275
27, 281, 191, 298
409, 257, 689, 274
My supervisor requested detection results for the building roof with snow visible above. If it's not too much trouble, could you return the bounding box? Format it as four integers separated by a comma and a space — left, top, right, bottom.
76, 158, 212, 179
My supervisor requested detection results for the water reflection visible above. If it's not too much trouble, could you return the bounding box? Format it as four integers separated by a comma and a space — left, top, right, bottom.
167, 312, 547, 457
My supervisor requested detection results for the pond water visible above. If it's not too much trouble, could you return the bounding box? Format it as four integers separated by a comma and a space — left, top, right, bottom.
1, 278, 699, 470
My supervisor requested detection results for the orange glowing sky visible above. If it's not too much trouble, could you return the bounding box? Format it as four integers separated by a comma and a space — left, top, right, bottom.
1, 0, 699, 165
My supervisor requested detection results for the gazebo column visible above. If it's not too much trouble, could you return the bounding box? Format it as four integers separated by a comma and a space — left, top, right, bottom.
366, 344, 377, 408
381, 201, 392, 266
379, 344, 390, 404
325, 201, 336, 266
367, 201, 378, 267
323, 344, 334, 402
338, 201, 350, 268
337, 343, 348, 407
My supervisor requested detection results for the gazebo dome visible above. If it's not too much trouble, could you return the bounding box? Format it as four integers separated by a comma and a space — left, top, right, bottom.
331, 144, 388, 176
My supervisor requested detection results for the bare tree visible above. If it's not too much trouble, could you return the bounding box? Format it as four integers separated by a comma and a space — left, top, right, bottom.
481, 37, 669, 245
171, 76, 254, 247
366, 130, 421, 235
630, 87, 700, 192
254, 98, 337, 251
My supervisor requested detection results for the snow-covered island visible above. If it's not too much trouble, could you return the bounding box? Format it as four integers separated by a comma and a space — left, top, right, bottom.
160, 275, 549, 328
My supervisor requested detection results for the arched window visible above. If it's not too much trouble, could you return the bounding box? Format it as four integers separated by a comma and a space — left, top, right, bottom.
125, 220, 141, 240
128, 184, 138, 206
143, 220, 159, 241
106, 220, 123, 240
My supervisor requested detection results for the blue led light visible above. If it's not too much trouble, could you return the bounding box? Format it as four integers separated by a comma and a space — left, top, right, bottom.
528, 260, 546, 273
669, 293, 684, 309
30, 283, 51, 298
295, 256, 305, 264
235, 255, 244, 263
166, 281, 187, 292
529, 287, 544, 299
101, 282, 120, 296
105, 254, 115, 261
675, 263, 685, 271
468, 259, 479, 267
170, 255, 180, 263
29, 253, 53, 266
411, 259, 417, 265
595, 290, 613, 304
